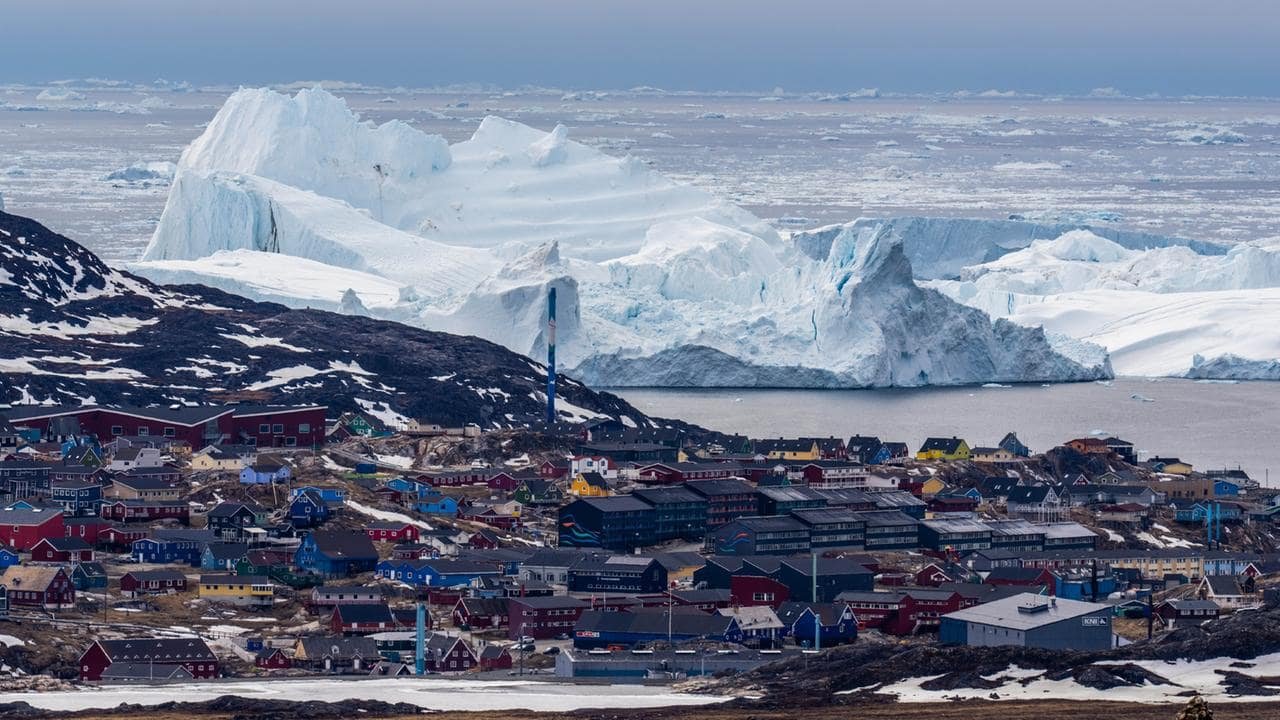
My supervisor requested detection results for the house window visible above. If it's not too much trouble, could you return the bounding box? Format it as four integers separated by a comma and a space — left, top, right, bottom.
259, 424, 270, 433
137, 426, 150, 436
245, 437, 257, 447
299, 423, 311, 434
272, 424, 284, 434
111, 426, 123, 436
285, 437, 297, 447
164, 427, 176, 438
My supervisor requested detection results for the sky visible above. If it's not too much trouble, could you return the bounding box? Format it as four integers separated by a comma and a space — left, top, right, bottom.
3, 0, 1278, 96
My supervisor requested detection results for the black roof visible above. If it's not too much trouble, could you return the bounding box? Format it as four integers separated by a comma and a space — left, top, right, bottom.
631, 486, 705, 505
685, 478, 754, 497
334, 603, 395, 623
310, 530, 379, 560
571, 496, 652, 513
96, 637, 215, 662
919, 437, 965, 453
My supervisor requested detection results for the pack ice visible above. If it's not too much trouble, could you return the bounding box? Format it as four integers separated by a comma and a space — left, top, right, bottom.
135, 87, 1110, 387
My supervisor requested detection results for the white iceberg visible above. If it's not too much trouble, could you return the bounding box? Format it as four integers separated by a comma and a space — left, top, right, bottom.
134, 87, 1111, 388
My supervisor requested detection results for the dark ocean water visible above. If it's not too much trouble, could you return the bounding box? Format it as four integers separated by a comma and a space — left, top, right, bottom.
615, 378, 1280, 485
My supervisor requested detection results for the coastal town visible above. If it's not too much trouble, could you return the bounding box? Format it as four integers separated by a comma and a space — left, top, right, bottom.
0, 401, 1276, 691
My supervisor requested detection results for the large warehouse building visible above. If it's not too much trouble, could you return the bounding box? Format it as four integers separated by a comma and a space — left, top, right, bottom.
939, 593, 1114, 651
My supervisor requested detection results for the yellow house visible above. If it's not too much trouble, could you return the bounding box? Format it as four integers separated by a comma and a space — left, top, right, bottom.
570, 472, 611, 497
970, 446, 1017, 464
1151, 457, 1194, 475
920, 477, 948, 497
1101, 553, 1203, 580
199, 574, 273, 607
662, 553, 708, 585
190, 446, 248, 472
916, 437, 971, 461
755, 438, 821, 462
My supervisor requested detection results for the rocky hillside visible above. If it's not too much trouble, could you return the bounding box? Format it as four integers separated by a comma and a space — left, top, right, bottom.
0, 210, 655, 428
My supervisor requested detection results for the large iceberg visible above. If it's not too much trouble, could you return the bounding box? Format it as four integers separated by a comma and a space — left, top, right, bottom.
136, 87, 1110, 387
929, 231, 1280, 377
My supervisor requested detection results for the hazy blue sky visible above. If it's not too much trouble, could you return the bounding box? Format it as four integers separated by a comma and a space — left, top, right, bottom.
4, 0, 1277, 95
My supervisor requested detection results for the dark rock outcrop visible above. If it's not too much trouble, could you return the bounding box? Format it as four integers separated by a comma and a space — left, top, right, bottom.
0, 211, 661, 428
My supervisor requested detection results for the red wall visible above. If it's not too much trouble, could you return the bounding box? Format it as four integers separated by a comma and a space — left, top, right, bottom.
0, 513, 65, 551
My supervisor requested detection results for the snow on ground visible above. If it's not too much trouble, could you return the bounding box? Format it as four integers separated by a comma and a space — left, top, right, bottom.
1103, 528, 1124, 543
0, 635, 25, 647
373, 453, 414, 470
0, 678, 724, 712
880, 651, 1280, 704
218, 333, 311, 353
347, 500, 433, 531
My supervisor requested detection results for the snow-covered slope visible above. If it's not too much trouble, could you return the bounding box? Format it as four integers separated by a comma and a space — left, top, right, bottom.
932, 231, 1280, 377
135, 87, 1110, 388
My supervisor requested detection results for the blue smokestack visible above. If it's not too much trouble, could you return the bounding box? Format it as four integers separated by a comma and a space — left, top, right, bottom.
547, 287, 557, 425
415, 602, 426, 674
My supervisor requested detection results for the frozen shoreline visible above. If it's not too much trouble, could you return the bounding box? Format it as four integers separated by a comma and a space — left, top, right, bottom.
0, 676, 726, 712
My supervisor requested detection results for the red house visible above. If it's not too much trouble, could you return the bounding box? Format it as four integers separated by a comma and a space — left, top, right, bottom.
100, 524, 149, 550
453, 597, 509, 630
417, 470, 489, 487
64, 516, 108, 543
539, 460, 568, 479
478, 645, 512, 671
422, 633, 478, 672
635, 462, 740, 485
255, 647, 292, 670
100, 499, 189, 524
0, 507, 65, 551
7, 404, 326, 453
468, 529, 501, 549
839, 588, 965, 635
461, 508, 520, 530
364, 521, 420, 544
983, 566, 1057, 593
0, 565, 75, 609
486, 471, 520, 492
78, 638, 218, 681
120, 569, 189, 596
30, 537, 95, 563
728, 575, 791, 609
331, 603, 400, 635
507, 596, 590, 640
915, 562, 958, 587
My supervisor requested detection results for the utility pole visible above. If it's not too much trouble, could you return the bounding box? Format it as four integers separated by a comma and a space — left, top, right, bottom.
812, 551, 820, 653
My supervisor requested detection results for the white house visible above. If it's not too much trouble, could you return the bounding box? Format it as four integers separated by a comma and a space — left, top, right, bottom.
107, 446, 164, 472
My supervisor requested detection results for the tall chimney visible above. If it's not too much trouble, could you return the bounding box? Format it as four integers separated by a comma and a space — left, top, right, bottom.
546, 286, 557, 426
415, 602, 426, 675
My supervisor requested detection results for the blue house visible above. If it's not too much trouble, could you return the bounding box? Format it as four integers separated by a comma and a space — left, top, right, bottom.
376, 558, 500, 587
1174, 501, 1244, 524
132, 529, 215, 566
776, 602, 858, 647
72, 561, 109, 590
0, 548, 19, 569
1213, 480, 1240, 497
289, 489, 333, 528
291, 486, 347, 505
294, 530, 378, 577
239, 457, 292, 485
200, 542, 251, 571
1054, 569, 1120, 601
414, 487, 459, 516
385, 477, 419, 494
